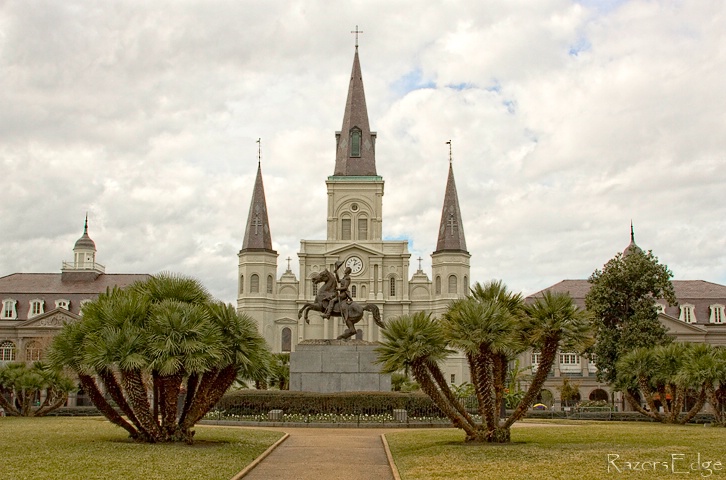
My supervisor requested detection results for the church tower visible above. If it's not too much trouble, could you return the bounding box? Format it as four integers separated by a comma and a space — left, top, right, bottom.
431, 153, 470, 311
237, 159, 279, 330
326, 44, 384, 243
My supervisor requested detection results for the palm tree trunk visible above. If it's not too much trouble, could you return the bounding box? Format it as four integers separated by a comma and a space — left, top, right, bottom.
0, 391, 18, 416
99, 369, 142, 429
121, 369, 161, 441
640, 379, 664, 422
178, 373, 199, 425
493, 353, 507, 418
186, 365, 238, 426
180, 369, 219, 431
474, 348, 497, 431
160, 374, 183, 438
503, 338, 559, 429
708, 385, 725, 426
412, 362, 480, 441
622, 388, 660, 421
677, 386, 706, 425
425, 359, 477, 430
79, 373, 139, 439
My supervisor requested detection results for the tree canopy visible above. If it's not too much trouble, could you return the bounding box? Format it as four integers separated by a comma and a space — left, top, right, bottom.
0, 362, 75, 417
48, 272, 271, 443
585, 248, 676, 383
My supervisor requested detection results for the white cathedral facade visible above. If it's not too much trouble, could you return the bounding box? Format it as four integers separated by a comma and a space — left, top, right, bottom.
236, 46, 470, 375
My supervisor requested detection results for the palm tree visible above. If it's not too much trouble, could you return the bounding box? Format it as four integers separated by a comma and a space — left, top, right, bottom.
50, 273, 271, 443
442, 296, 518, 441
504, 291, 591, 428
618, 343, 712, 424
375, 312, 480, 439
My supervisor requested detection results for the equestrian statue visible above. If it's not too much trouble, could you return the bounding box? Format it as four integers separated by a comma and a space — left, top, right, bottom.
297, 260, 385, 340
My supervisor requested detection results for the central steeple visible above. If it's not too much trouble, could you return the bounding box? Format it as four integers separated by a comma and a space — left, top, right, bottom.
334, 46, 377, 176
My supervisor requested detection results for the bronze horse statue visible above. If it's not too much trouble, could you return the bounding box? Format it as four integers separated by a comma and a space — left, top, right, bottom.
297, 269, 385, 340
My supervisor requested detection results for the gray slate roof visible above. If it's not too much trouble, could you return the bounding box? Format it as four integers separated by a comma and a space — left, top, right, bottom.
333, 47, 377, 177
241, 163, 276, 253
434, 163, 468, 254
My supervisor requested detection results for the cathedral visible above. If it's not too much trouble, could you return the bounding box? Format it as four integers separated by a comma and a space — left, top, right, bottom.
236, 45, 470, 364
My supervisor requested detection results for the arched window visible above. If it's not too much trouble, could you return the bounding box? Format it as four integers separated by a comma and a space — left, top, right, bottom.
464, 275, 469, 293
448, 275, 457, 294
341, 217, 352, 240
312, 280, 318, 296
0, 341, 16, 362
350, 128, 362, 157
25, 341, 42, 361
55, 299, 70, 310
435, 276, 441, 295
2, 299, 17, 319
239, 275, 244, 294
351, 285, 357, 298
250, 274, 260, 293
360, 285, 367, 299
389, 276, 396, 297
281, 327, 292, 353
29, 299, 44, 318
267, 275, 274, 294
357, 217, 368, 240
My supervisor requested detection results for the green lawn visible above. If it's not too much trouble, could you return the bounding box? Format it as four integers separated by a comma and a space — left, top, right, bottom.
0, 416, 283, 480
386, 421, 726, 480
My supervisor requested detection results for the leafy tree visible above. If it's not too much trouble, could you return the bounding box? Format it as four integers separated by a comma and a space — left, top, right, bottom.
0, 362, 75, 417
48, 273, 271, 443
556, 377, 581, 407
376, 281, 591, 443
615, 343, 708, 424
585, 247, 677, 383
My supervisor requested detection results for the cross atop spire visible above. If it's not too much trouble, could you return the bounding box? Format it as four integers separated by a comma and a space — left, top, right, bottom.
256, 138, 261, 166
351, 25, 363, 49
446, 140, 452, 165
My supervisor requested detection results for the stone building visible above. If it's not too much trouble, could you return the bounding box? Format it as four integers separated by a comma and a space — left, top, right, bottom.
524, 230, 726, 410
236, 45, 471, 383
0, 218, 149, 369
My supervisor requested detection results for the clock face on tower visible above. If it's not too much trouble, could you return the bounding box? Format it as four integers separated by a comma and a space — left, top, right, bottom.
345, 256, 364, 275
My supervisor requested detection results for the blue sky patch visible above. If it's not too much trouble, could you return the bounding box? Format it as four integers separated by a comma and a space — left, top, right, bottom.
392, 68, 436, 96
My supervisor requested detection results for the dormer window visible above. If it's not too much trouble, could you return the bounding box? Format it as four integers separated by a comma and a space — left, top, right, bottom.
2, 299, 17, 320
655, 303, 666, 314
679, 304, 695, 324
710, 304, 725, 324
55, 299, 70, 310
29, 299, 45, 318
350, 128, 362, 157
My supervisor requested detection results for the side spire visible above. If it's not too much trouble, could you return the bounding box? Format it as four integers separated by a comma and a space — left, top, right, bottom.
434, 142, 468, 254
334, 44, 377, 176
241, 148, 275, 253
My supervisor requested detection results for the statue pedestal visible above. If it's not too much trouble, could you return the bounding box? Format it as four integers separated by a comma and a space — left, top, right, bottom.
289, 339, 391, 393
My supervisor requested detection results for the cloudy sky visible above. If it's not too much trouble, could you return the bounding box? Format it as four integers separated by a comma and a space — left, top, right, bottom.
1, 0, 724, 304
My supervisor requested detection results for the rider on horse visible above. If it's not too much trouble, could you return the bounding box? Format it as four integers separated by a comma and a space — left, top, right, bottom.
323, 260, 352, 319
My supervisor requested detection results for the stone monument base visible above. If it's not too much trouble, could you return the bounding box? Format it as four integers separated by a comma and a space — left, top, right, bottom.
289, 339, 391, 393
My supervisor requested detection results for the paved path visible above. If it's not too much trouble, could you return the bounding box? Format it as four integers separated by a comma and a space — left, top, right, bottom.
241, 428, 398, 480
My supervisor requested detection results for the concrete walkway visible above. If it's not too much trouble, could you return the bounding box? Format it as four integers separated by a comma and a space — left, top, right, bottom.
239, 428, 399, 480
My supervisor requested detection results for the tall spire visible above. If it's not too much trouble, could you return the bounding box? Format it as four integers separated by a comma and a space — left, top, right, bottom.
334, 45, 377, 176
241, 160, 276, 253
434, 148, 468, 254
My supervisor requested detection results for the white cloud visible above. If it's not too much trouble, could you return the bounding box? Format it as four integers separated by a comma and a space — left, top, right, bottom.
1, 0, 724, 304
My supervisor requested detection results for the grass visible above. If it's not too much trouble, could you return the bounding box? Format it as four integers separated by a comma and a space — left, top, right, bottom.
0, 416, 283, 480
385, 421, 726, 479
